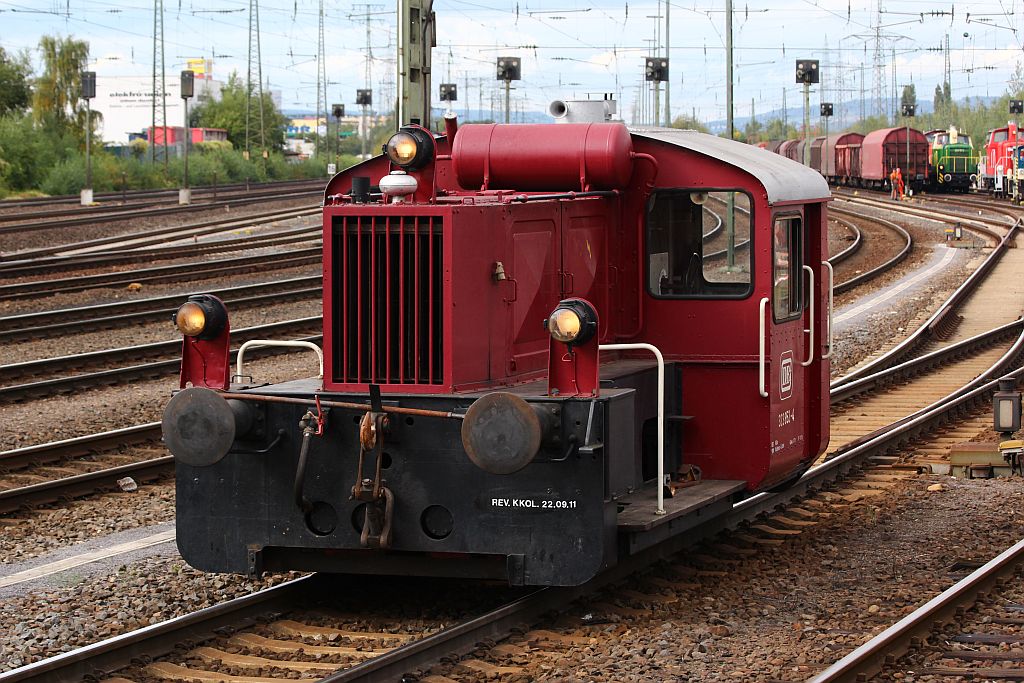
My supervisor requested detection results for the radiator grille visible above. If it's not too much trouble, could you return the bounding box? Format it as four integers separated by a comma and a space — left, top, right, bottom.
332, 215, 444, 385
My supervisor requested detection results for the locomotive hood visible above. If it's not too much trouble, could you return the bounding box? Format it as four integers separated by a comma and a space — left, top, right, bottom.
629, 127, 831, 205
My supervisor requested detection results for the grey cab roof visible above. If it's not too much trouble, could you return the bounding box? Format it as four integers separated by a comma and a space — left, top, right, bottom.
630, 127, 831, 205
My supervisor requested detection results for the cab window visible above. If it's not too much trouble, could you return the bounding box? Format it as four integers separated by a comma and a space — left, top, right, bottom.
646, 189, 752, 298
995, 130, 1009, 143
773, 216, 803, 321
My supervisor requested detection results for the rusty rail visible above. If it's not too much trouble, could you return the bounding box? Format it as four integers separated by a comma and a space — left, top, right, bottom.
809, 536, 1024, 683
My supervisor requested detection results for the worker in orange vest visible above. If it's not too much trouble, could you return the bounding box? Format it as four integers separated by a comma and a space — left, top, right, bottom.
889, 168, 899, 200
895, 167, 905, 200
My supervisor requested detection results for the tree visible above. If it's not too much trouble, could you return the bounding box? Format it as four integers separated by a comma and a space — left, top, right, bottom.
669, 114, 709, 133
743, 117, 764, 142
763, 118, 797, 140
0, 47, 31, 116
32, 35, 91, 137
190, 72, 289, 152
900, 84, 917, 110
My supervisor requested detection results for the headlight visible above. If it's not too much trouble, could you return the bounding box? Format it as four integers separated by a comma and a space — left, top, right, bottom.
175, 302, 207, 336
545, 299, 598, 347
386, 132, 418, 165
174, 294, 228, 340
383, 126, 434, 170
547, 308, 582, 343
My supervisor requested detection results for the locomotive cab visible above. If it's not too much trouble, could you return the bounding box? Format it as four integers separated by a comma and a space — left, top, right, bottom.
164, 120, 831, 587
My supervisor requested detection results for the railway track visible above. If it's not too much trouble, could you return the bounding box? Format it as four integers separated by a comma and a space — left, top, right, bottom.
811, 536, 1024, 682
0, 247, 321, 301
0, 204, 319, 264
0, 184, 323, 236
0, 318, 324, 401
0, 178, 324, 211
0, 276, 322, 342
828, 207, 912, 295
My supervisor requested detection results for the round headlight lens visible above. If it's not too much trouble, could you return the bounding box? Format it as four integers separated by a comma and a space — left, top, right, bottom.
386, 132, 419, 166
547, 308, 582, 343
175, 302, 207, 337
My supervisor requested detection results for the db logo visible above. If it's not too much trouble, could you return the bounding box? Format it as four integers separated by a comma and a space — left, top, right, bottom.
779, 351, 793, 400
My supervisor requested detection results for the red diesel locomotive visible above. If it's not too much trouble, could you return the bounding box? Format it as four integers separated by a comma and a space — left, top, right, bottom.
162, 119, 832, 586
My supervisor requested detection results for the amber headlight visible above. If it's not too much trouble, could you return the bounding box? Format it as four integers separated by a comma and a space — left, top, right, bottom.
545, 299, 598, 347
175, 302, 207, 336
386, 132, 418, 165
548, 308, 582, 343
174, 294, 228, 340
383, 126, 434, 170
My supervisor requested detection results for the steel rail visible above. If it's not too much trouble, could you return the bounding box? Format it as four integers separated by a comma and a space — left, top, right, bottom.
0, 334, 322, 402
0, 227, 322, 279
0, 285, 322, 343
0, 249, 321, 301
0, 177, 323, 211
829, 209, 912, 295
0, 574, 320, 683
0, 324, 324, 402
0, 179, 324, 222
0, 205, 318, 263
824, 216, 862, 265
834, 194, 1006, 243
0, 457, 173, 514
0, 275, 320, 332
829, 317, 1024, 404
831, 218, 1022, 388
0, 189, 321, 236
808, 533, 1024, 682
0, 423, 161, 473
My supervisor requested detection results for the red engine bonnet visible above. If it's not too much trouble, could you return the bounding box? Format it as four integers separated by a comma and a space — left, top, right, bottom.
451, 122, 635, 191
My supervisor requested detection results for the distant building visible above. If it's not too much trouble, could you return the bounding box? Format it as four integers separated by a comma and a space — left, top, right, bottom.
93, 74, 223, 144
148, 127, 228, 145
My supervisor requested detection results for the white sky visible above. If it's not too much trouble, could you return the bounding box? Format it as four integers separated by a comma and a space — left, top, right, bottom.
0, 0, 1021, 126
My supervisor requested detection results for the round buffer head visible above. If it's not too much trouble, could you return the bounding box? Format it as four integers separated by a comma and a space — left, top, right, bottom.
461, 392, 542, 475
162, 387, 236, 467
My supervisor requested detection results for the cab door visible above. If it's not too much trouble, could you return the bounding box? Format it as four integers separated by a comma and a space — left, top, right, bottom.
767, 213, 809, 479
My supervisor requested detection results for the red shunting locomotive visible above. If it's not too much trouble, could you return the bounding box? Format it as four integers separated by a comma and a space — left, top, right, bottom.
162, 116, 832, 586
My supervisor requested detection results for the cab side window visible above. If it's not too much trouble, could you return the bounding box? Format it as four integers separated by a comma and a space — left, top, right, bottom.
646, 189, 752, 298
773, 216, 803, 321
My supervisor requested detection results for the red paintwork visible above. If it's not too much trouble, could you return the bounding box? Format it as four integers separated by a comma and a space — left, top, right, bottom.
179, 315, 230, 389
981, 126, 1017, 183
451, 123, 635, 191
823, 133, 865, 178
779, 139, 799, 162
860, 127, 929, 181
318, 122, 830, 491
547, 300, 600, 398
809, 136, 826, 172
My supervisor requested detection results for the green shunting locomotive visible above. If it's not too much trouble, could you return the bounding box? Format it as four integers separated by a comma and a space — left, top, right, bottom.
925, 126, 976, 193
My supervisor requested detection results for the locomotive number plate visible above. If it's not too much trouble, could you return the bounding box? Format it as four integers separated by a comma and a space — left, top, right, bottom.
486, 497, 579, 510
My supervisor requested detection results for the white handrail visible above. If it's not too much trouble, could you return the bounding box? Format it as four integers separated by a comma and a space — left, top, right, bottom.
599, 343, 666, 515
822, 260, 834, 359
758, 297, 769, 398
235, 340, 324, 380
801, 264, 815, 367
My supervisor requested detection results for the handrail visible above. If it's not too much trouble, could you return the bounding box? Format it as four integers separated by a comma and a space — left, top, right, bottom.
235, 340, 324, 380
759, 297, 769, 398
599, 343, 665, 515
822, 260, 834, 359
801, 265, 815, 367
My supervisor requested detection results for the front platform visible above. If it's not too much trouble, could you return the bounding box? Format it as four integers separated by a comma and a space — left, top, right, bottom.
616, 479, 746, 554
